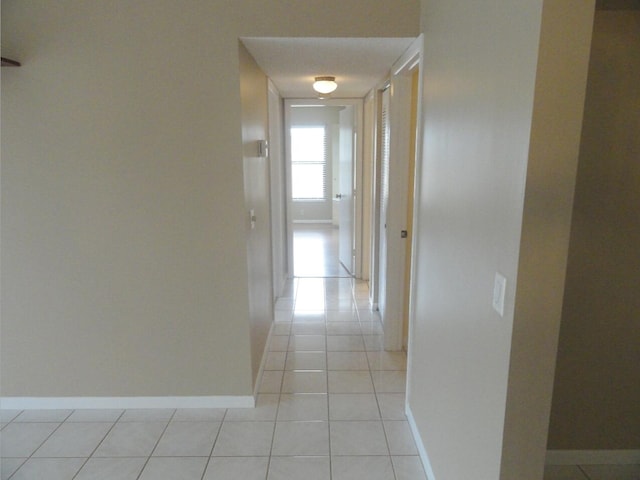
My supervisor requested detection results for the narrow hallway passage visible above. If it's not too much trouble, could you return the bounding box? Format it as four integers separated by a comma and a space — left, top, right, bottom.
250, 276, 426, 479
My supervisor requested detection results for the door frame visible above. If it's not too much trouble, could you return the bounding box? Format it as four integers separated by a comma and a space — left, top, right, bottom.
338, 104, 356, 275
283, 98, 364, 278
267, 80, 287, 299
373, 36, 424, 351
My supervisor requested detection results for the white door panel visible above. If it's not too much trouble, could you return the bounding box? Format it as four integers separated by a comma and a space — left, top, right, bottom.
338, 106, 355, 275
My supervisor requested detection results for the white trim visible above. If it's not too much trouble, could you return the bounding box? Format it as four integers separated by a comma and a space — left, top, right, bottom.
546, 450, 640, 465
406, 403, 437, 480
0, 395, 255, 410
405, 32, 425, 411
267, 79, 288, 298
253, 322, 275, 398
392, 38, 423, 77
291, 220, 333, 224
353, 100, 365, 279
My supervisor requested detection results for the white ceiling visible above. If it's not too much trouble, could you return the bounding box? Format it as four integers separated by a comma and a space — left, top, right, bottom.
241, 37, 415, 98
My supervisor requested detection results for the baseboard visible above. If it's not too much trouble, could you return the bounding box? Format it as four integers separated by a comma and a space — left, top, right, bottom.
275, 275, 288, 300
0, 395, 255, 410
253, 322, 275, 398
291, 220, 333, 224
406, 403, 437, 480
546, 450, 640, 465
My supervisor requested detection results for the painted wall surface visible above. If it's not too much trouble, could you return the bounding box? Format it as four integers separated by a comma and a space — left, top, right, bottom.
409, 0, 593, 478
548, 9, 640, 450
500, 2, 594, 477
290, 107, 341, 223
239, 43, 273, 387
0, 2, 256, 397
0, 1, 419, 398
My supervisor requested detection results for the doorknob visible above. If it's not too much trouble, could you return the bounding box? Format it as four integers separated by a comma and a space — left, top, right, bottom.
335, 194, 343, 199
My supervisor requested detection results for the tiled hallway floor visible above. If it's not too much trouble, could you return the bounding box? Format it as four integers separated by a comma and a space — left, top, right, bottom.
0, 278, 427, 480
293, 225, 351, 278
544, 465, 640, 480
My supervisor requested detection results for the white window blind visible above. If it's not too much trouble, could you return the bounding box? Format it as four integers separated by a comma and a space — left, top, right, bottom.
291, 126, 328, 200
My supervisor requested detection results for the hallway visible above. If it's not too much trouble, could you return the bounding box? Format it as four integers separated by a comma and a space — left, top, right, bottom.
256, 276, 422, 479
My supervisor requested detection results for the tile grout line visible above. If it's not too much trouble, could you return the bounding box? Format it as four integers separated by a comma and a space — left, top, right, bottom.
265, 323, 288, 480
266, 281, 297, 479
2, 412, 26, 480
577, 465, 593, 480
71, 408, 126, 480
199, 407, 228, 480
325, 282, 333, 480
133, 409, 177, 480
7, 409, 74, 480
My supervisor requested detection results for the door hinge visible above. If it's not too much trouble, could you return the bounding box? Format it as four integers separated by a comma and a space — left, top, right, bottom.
401, 230, 408, 238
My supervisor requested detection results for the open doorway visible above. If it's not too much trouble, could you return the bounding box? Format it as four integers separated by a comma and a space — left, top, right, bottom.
284, 99, 364, 279
370, 37, 423, 351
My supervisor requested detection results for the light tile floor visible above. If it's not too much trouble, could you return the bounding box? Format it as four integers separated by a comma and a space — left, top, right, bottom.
1, 277, 636, 479
0, 278, 426, 480
293, 225, 351, 278
544, 464, 640, 480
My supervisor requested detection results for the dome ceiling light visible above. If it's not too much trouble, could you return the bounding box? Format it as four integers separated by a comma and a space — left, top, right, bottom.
312, 76, 338, 95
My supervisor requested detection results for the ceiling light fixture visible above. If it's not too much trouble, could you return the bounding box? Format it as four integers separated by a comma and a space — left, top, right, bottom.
313, 76, 338, 95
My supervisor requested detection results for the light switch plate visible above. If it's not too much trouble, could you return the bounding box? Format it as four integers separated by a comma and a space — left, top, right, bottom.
492, 272, 507, 317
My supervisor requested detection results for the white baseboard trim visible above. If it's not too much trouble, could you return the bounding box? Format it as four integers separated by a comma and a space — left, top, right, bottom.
291, 220, 333, 224
0, 395, 255, 410
546, 450, 640, 465
253, 322, 275, 398
275, 275, 288, 300
406, 403, 437, 480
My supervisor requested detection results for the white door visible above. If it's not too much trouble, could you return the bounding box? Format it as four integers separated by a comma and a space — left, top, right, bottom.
338, 106, 355, 275
378, 38, 423, 351
378, 88, 391, 319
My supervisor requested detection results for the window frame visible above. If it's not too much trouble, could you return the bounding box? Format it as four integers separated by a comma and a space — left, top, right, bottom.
290, 125, 328, 201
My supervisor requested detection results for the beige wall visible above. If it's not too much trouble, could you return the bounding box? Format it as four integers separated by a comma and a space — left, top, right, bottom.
0, 1, 419, 398
239, 43, 273, 387
409, 0, 593, 478
1, 1, 255, 397
500, 2, 595, 476
548, 9, 640, 450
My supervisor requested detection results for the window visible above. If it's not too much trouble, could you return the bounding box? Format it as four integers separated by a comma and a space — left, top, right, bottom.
291, 126, 328, 200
